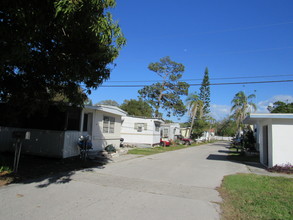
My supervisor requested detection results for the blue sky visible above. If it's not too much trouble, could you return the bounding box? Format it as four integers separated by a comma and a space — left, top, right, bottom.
89, 0, 293, 122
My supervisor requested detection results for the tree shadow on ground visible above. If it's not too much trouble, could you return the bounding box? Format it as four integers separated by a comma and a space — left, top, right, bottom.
218, 150, 233, 154
207, 145, 263, 169
206, 154, 228, 161
210, 142, 231, 147
0, 152, 112, 188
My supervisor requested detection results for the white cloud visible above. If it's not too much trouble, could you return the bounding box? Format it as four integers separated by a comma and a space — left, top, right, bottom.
210, 104, 231, 120
257, 95, 293, 113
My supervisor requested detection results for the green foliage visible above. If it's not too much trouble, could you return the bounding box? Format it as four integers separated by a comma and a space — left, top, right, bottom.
243, 129, 256, 150
96, 100, 120, 107
0, 166, 12, 173
267, 101, 293, 113
0, 0, 126, 115
216, 117, 238, 137
191, 119, 209, 139
231, 91, 257, 131
84, 98, 93, 106
120, 99, 153, 117
138, 56, 189, 118
199, 67, 211, 115
0, 154, 12, 173
186, 67, 210, 138
219, 174, 293, 220
128, 144, 199, 155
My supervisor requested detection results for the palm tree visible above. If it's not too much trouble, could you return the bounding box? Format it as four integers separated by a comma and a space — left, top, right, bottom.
186, 93, 203, 138
231, 91, 257, 132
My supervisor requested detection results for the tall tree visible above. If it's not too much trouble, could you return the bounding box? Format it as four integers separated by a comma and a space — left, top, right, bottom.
267, 101, 293, 113
215, 116, 238, 137
0, 0, 126, 115
96, 100, 120, 107
199, 67, 211, 115
120, 99, 153, 117
186, 93, 203, 138
138, 56, 189, 118
231, 91, 257, 132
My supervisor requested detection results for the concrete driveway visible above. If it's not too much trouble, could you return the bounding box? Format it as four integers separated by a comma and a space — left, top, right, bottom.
0, 142, 249, 220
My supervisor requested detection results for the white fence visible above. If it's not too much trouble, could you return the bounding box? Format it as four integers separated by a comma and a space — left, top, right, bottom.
213, 136, 233, 141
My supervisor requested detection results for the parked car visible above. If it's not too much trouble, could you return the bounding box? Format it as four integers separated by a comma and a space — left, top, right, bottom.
160, 138, 171, 146
175, 135, 193, 145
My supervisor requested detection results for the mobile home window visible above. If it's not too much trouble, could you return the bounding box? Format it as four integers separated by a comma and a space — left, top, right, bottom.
163, 128, 169, 138
134, 123, 147, 132
103, 116, 115, 133
154, 122, 160, 132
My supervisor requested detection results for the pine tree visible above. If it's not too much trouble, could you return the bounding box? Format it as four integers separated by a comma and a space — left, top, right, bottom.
199, 67, 211, 115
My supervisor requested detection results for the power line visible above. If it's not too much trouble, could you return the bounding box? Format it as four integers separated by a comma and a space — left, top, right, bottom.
107, 74, 293, 83
99, 79, 293, 88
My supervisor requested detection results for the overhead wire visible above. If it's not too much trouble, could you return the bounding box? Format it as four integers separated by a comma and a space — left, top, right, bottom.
99, 79, 293, 88
106, 74, 293, 83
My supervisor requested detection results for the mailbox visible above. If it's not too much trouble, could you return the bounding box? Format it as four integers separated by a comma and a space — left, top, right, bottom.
12, 131, 30, 140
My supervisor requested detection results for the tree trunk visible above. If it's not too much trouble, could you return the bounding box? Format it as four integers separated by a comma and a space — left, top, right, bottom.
188, 106, 197, 139
155, 83, 165, 117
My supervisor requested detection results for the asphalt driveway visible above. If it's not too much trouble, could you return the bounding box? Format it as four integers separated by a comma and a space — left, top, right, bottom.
0, 142, 249, 220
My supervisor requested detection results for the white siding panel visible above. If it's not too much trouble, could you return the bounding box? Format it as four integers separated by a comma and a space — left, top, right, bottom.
272, 123, 293, 166
63, 131, 81, 158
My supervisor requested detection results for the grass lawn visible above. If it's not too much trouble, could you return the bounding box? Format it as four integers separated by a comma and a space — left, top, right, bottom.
219, 173, 293, 220
127, 142, 205, 155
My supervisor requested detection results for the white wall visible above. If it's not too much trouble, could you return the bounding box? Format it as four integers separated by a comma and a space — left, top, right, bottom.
272, 120, 293, 166
82, 109, 122, 150
121, 117, 161, 146
63, 131, 81, 158
161, 123, 181, 140
255, 118, 293, 167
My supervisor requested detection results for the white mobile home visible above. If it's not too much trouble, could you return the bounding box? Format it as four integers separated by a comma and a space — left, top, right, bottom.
121, 116, 163, 147
81, 105, 127, 151
243, 113, 293, 168
161, 123, 181, 140
0, 105, 127, 158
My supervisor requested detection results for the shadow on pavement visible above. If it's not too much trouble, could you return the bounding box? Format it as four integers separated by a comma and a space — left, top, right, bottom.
206, 142, 265, 170
206, 154, 228, 161
0, 152, 111, 188
218, 150, 232, 154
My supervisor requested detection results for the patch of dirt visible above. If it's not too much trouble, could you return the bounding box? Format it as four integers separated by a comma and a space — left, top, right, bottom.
0, 153, 105, 186
217, 186, 243, 220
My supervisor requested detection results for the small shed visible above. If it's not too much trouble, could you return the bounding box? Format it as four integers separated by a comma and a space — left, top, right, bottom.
243, 113, 293, 168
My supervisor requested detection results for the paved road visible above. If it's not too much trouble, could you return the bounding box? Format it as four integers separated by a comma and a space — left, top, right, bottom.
0, 142, 249, 220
